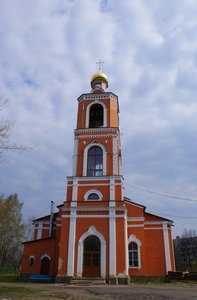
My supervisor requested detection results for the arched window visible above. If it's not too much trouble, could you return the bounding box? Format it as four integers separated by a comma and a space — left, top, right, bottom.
128, 242, 139, 268
87, 146, 103, 176
87, 193, 100, 200
89, 104, 103, 128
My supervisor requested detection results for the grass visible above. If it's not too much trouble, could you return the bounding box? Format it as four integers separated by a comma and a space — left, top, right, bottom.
0, 286, 37, 293
0, 273, 19, 282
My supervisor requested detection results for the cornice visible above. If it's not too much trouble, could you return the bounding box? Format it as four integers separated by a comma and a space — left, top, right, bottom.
75, 127, 119, 134
77, 92, 118, 103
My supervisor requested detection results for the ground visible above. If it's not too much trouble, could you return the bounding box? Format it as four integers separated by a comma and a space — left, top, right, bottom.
0, 282, 197, 300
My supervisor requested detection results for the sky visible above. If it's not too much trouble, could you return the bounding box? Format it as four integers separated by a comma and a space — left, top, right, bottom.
0, 0, 197, 237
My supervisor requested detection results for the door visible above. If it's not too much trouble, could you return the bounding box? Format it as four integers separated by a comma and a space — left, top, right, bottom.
83, 235, 100, 277
40, 257, 50, 275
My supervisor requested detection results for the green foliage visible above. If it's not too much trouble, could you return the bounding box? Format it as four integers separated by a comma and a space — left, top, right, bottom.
0, 194, 24, 272
0, 273, 19, 282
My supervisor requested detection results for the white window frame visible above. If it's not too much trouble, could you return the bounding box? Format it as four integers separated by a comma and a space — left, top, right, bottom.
85, 101, 107, 128
77, 226, 106, 278
84, 189, 103, 201
83, 142, 106, 176
128, 234, 141, 269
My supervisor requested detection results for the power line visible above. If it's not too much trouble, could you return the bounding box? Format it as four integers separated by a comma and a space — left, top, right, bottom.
124, 182, 197, 203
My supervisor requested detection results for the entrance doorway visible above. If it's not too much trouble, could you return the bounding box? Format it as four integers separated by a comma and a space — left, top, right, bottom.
83, 235, 101, 277
40, 257, 50, 275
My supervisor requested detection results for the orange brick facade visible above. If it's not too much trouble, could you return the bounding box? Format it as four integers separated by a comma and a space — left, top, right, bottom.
21, 71, 175, 281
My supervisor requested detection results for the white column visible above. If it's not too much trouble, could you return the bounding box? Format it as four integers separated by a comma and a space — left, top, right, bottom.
163, 222, 171, 272
113, 136, 118, 175
109, 208, 116, 276
72, 138, 78, 176
67, 209, 76, 276
124, 213, 129, 275
109, 177, 115, 207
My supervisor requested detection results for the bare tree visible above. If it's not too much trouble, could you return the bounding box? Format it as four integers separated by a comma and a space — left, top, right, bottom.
174, 229, 197, 271
0, 97, 26, 161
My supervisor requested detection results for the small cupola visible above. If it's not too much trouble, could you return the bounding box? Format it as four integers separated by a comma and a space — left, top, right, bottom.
91, 61, 108, 93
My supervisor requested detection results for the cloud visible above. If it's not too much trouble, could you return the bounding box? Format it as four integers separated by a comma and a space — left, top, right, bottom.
0, 0, 197, 236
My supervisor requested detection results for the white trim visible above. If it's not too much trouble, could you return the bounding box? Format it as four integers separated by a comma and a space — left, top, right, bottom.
163, 222, 172, 272
72, 138, 78, 176
84, 189, 103, 201
77, 93, 117, 103
113, 136, 118, 175
109, 177, 115, 207
37, 222, 43, 239
67, 175, 123, 181
41, 253, 51, 260
128, 224, 144, 228
75, 127, 118, 134
72, 178, 78, 201
109, 208, 116, 276
128, 217, 145, 222
83, 142, 106, 176
67, 183, 122, 187
124, 213, 129, 276
77, 226, 106, 278
85, 101, 107, 128
62, 214, 126, 219
67, 210, 77, 276
144, 227, 163, 230
128, 234, 141, 269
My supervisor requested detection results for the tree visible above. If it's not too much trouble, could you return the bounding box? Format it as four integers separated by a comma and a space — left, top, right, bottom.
0, 194, 25, 272
174, 229, 197, 271
0, 98, 26, 161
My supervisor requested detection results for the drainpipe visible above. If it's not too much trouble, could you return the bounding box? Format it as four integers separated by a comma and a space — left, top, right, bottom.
49, 201, 54, 238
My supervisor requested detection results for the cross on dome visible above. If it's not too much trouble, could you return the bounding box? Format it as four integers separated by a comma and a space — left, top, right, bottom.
96, 60, 104, 72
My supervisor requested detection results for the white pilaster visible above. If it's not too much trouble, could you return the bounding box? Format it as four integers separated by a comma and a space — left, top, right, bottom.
109, 177, 115, 207
72, 138, 78, 176
124, 213, 129, 275
109, 208, 116, 276
67, 209, 76, 276
163, 222, 171, 272
113, 136, 118, 175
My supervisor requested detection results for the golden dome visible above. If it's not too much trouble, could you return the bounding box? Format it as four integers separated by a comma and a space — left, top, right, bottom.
91, 71, 108, 83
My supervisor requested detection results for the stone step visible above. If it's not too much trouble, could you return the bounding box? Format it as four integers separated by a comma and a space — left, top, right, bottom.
70, 277, 105, 285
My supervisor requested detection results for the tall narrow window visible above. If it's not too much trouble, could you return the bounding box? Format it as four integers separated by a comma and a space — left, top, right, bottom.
87, 146, 103, 176
89, 104, 103, 128
128, 242, 139, 267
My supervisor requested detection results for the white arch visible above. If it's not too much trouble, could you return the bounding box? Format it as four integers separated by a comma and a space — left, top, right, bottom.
128, 234, 141, 269
84, 189, 103, 201
83, 142, 106, 176
40, 253, 51, 261
85, 101, 107, 128
77, 226, 106, 278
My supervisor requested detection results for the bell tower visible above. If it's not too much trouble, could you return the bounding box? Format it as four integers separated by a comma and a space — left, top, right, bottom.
58, 67, 127, 280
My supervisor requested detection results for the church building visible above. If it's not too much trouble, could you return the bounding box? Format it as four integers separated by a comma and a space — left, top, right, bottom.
21, 68, 175, 283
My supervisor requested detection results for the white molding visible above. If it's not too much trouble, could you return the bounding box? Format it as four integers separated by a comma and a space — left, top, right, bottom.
113, 136, 118, 175
109, 209, 116, 276
37, 222, 43, 239
72, 178, 78, 201
127, 217, 145, 222
40, 253, 51, 260
144, 227, 164, 230
76, 134, 116, 139
163, 222, 172, 272
67, 210, 77, 276
72, 138, 78, 176
85, 101, 107, 128
84, 189, 103, 201
61, 206, 126, 212
62, 214, 126, 219
128, 234, 141, 269
77, 93, 117, 103
109, 177, 115, 206
124, 213, 129, 276
128, 224, 144, 228
77, 226, 106, 278
67, 175, 123, 181
75, 127, 118, 134
83, 142, 106, 176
